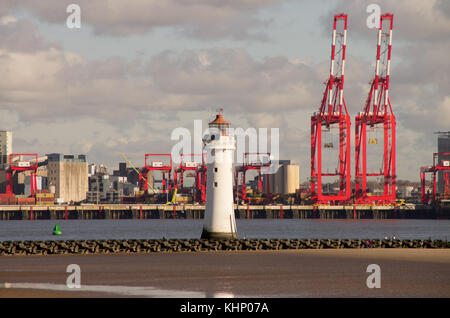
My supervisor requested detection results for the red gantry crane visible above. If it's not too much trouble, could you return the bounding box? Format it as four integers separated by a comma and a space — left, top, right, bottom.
355, 14, 396, 205
235, 152, 271, 204
140, 154, 172, 194
311, 13, 351, 205
173, 153, 204, 202
420, 153, 450, 204
6, 154, 39, 196
196, 152, 207, 204
195, 152, 207, 204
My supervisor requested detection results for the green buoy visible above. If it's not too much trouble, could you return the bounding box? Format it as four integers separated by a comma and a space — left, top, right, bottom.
52, 224, 62, 235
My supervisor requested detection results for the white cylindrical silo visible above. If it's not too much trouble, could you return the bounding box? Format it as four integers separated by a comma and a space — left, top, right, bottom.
283, 164, 300, 194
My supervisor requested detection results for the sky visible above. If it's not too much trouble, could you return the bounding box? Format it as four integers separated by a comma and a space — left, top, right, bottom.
0, 0, 449, 182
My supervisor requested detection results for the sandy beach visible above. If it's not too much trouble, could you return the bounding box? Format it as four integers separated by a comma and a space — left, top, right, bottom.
1, 249, 449, 298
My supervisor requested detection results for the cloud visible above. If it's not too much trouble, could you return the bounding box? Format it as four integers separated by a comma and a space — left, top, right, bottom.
146, 49, 320, 112
324, 1, 450, 128
0, 16, 59, 52
6, 0, 284, 41
0, 19, 323, 172
0, 45, 322, 123
0, 15, 16, 25
436, 96, 450, 127
322, 0, 450, 42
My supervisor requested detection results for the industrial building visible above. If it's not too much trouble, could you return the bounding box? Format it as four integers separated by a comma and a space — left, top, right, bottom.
264, 160, 300, 195
0, 130, 12, 169
0, 170, 6, 194
24, 175, 46, 196
419, 132, 450, 204
86, 165, 108, 203
437, 132, 450, 194
47, 153, 88, 204
87, 163, 140, 204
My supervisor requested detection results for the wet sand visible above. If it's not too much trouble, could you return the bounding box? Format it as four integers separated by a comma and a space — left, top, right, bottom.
1, 249, 449, 298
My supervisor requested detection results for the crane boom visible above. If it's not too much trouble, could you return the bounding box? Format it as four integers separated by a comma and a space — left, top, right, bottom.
119, 153, 156, 193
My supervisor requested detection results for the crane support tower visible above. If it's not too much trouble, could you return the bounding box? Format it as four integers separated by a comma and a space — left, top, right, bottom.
143, 154, 172, 194
235, 152, 271, 204
311, 13, 351, 205
355, 14, 396, 205
174, 154, 201, 191
6, 154, 39, 197
196, 152, 207, 204
120, 152, 156, 194
174, 153, 205, 203
420, 152, 450, 204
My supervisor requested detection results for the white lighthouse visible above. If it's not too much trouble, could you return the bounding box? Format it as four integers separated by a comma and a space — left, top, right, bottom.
201, 111, 237, 239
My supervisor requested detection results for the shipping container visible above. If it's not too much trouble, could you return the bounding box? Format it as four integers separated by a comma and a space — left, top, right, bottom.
36, 193, 55, 198
36, 198, 54, 202
0, 198, 15, 205
0, 193, 15, 205
36, 189, 51, 194
36, 201, 53, 206
17, 161, 31, 167
16, 197, 35, 205
151, 161, 163, 167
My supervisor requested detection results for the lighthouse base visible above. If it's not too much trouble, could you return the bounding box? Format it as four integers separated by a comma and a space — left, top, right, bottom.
201, 229, 238, 240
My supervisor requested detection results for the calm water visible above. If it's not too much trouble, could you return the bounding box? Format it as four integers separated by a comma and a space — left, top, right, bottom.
0, 219, 449, 241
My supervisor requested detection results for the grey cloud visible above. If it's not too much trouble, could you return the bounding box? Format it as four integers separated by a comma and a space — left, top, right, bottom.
6, 0, 286, 41
180, 14, 273, 42
323, 0, 450, 42
0, 19, 58, 52
0, 34, 326, 174
146, 49, 321, 112
320, 1, 450, 130
436, 0, 450, 18
0, 42, 324, 128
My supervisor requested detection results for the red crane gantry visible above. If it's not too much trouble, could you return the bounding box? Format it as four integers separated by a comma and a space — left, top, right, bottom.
420, 153, 450, 204
6, 153, 39, 197
355, 13, 396, 205
173, 153, 206, 203
235, 152, 271, 204
311, 13, 351, 205
196, 153, 207, 204
140, 154, 172, 194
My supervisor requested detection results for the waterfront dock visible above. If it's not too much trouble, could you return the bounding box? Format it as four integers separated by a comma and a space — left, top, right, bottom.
0, 204, 448, 220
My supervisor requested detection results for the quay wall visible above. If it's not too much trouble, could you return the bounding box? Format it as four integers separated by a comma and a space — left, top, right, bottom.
0, 204, 448, 220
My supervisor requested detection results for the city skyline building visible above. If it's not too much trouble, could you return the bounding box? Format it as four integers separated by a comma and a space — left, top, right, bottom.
437, 132, 450, 194
0, 130, 12, 168
47, 153, 88, 203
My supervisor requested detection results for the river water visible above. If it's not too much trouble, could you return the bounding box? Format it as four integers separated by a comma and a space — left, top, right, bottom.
0, 219, 449, 242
